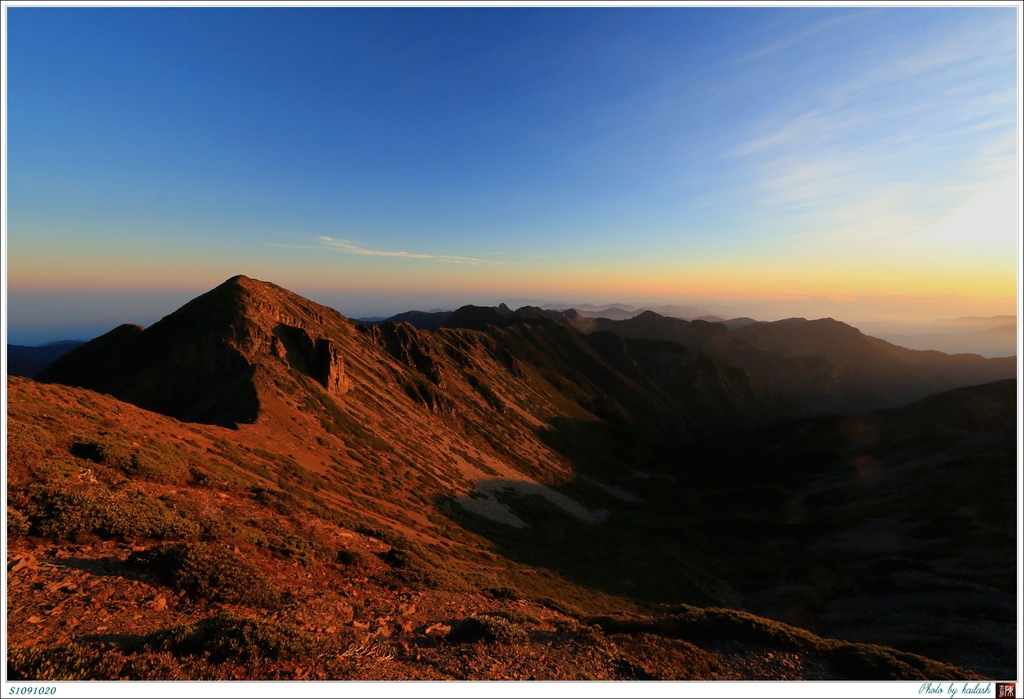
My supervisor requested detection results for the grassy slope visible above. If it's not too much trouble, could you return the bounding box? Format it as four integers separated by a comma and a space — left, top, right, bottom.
5, 375, 996, 680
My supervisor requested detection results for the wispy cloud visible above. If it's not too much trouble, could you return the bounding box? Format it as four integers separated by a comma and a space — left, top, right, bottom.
726, 13, 1016, 246
729, 12, 858, 66
731, 16, 1013, 165
729, 108, 867, 158
318, 236, 501, 265
263, 242, 318, 250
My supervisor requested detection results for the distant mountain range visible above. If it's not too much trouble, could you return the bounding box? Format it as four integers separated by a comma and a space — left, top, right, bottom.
579, 312, 1014, 414
358, 305, 1014, 416
6, 341, 84, 378
857, 315, 1017, 358
7, 275, 1017, 680
539, 302, 720, 322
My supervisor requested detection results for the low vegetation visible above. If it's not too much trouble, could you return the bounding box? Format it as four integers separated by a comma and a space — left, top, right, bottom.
143, 615, 317, 662
70, 436, 191, 485
128, 543, 281, 608
591, 606, 985, 681
25, 487, 201, 542
378, 542, 471, 592
447, 615, 530, 645
7, 644, 188, 682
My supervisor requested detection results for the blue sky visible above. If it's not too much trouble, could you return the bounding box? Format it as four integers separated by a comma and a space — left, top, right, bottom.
4, 5, 1020, 344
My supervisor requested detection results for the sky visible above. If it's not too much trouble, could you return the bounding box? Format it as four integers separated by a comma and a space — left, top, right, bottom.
3, 4, 1021, 345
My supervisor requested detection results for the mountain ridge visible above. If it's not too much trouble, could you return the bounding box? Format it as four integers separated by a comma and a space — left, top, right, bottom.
563, 310, 1015, 414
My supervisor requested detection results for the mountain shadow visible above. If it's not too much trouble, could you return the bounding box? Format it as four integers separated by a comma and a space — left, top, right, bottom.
442, 380, 1018, 679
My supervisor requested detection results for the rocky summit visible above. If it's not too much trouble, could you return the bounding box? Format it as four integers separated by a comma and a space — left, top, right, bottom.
6, 275, 1017, 682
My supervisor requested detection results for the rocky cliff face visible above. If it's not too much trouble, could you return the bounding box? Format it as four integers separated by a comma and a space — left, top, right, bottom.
269, 324, 349, 396
215, 275, 351, 398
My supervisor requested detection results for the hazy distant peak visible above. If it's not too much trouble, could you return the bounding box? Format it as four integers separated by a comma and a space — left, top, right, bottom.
810, 317, 863, 334
444, 304, 514, 330
635, 309, 669, 321
721, 317, 759, 330
767, 317, 863, 334
442, 303, 559, 330
943, 314, 1017, 323
379, 309, 454, 330
776, 316, 841, 325
6, 339, 87, 378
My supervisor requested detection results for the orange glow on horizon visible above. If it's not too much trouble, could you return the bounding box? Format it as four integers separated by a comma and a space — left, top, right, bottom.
10, 267, 1015, 299
8, 250, 1016, 320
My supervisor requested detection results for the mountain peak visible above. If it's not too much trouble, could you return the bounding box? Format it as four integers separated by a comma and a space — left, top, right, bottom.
41, 275, 353, 426
634, 310, 668, 322
219, 273, 294, 296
